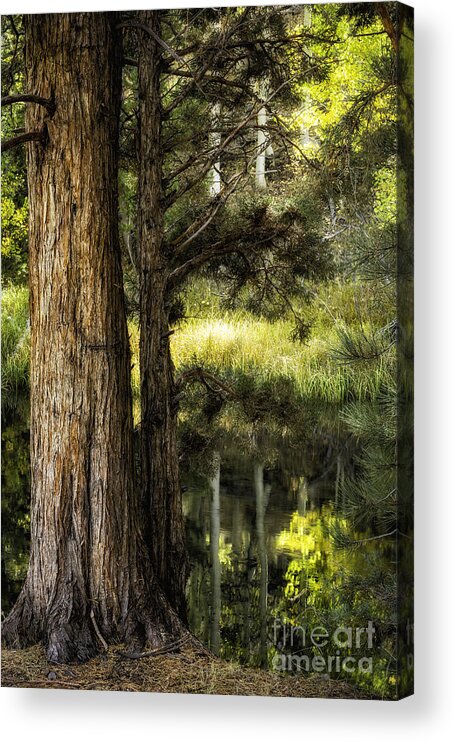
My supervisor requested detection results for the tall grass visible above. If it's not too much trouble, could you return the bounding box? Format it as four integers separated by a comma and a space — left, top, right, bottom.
171, 279, 395, 405
1, 285, 29, 414
2, 279, 395, 420
171, 315, 393, 404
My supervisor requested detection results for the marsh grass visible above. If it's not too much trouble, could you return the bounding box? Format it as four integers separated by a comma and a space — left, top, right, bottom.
1, 285, 29, 413
171, 315, 393, 403
169, 279, 395, 406
2, 280, 395, 420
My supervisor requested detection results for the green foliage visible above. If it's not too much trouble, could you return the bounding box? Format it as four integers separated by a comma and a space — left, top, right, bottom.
1, 185, 28, 283
1, 285, 29, 415
270, 504, 397, 698
1, 412, 30, 613
1, 17, 28, 283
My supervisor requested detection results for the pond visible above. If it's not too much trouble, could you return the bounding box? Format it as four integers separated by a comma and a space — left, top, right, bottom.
2, 408, 390, 693
182, 425, 371, 668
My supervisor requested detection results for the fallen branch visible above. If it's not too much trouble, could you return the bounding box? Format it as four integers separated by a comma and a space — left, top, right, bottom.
118, 635, 189, 660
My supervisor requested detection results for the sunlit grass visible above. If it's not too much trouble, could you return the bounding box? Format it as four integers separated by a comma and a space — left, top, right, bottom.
169, 279, 395, 405
2, 279, 395, 421
1, 285, 29, 412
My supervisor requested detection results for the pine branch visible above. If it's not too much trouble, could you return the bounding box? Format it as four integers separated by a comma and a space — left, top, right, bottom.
174, 367, 236, 399
164, 68, 317, 208
1, 93, 55, 115
1, 130, 45, 153
170, 172, 243, 255
166, 242, 249, 290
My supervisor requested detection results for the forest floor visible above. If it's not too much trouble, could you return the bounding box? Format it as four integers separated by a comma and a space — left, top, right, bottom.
1, 644, 371, 698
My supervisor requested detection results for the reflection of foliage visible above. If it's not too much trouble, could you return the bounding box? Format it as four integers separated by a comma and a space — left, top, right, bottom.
1, 411, 30, 614
271, 505, 396, 698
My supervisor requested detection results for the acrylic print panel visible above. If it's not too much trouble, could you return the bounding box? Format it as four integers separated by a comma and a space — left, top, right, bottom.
1, 2, 414, 700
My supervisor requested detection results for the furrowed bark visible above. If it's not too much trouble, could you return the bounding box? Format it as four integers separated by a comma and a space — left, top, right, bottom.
137, 10, 189, 621
2, 12, 182, 663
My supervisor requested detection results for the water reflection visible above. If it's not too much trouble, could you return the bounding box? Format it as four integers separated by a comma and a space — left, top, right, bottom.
182, 428, 358, 670
209, 451, 221, 655
3, 409, 390, 694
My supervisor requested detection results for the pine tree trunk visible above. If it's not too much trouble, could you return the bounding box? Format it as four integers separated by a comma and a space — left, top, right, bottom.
2, 12, 182, 663
137, 10, 189, 621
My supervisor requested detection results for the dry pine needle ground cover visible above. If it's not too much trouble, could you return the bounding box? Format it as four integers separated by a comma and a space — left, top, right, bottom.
1, 644, 372, 698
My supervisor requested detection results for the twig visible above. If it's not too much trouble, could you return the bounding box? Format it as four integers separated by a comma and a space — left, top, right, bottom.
119, 635, 189, 660
90, 609, 108, 652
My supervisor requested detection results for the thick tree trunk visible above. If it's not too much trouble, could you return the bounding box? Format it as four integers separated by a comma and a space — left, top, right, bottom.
2, 12, 182, 663
137, 10, 189, 621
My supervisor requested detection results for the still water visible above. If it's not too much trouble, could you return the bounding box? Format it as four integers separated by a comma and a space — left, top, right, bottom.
181, 429, 362, 670
2, 413, 378, 679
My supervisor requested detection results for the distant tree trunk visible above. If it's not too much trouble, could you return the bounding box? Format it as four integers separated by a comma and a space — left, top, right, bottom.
137, 10, 189, 621
3, 12, 182, 663
300, 6, 313, 151
209, 103, 222, 197
255, 81, 273, 191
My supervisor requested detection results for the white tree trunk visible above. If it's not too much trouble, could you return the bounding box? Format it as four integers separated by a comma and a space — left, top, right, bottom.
300, 5, 313, 151
255, 81, 273, 191
209, 103, 222, 197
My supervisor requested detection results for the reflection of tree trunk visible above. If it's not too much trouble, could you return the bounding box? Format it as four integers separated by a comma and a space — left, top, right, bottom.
335, 454, 345, 510
297, 477, 309, 516
335, 457, 339, 506
187, 564, 206, 645
232, 498, 242, 557
244, 534, 254, 651
254, 462, 269, 668
210, 451, 221, 654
